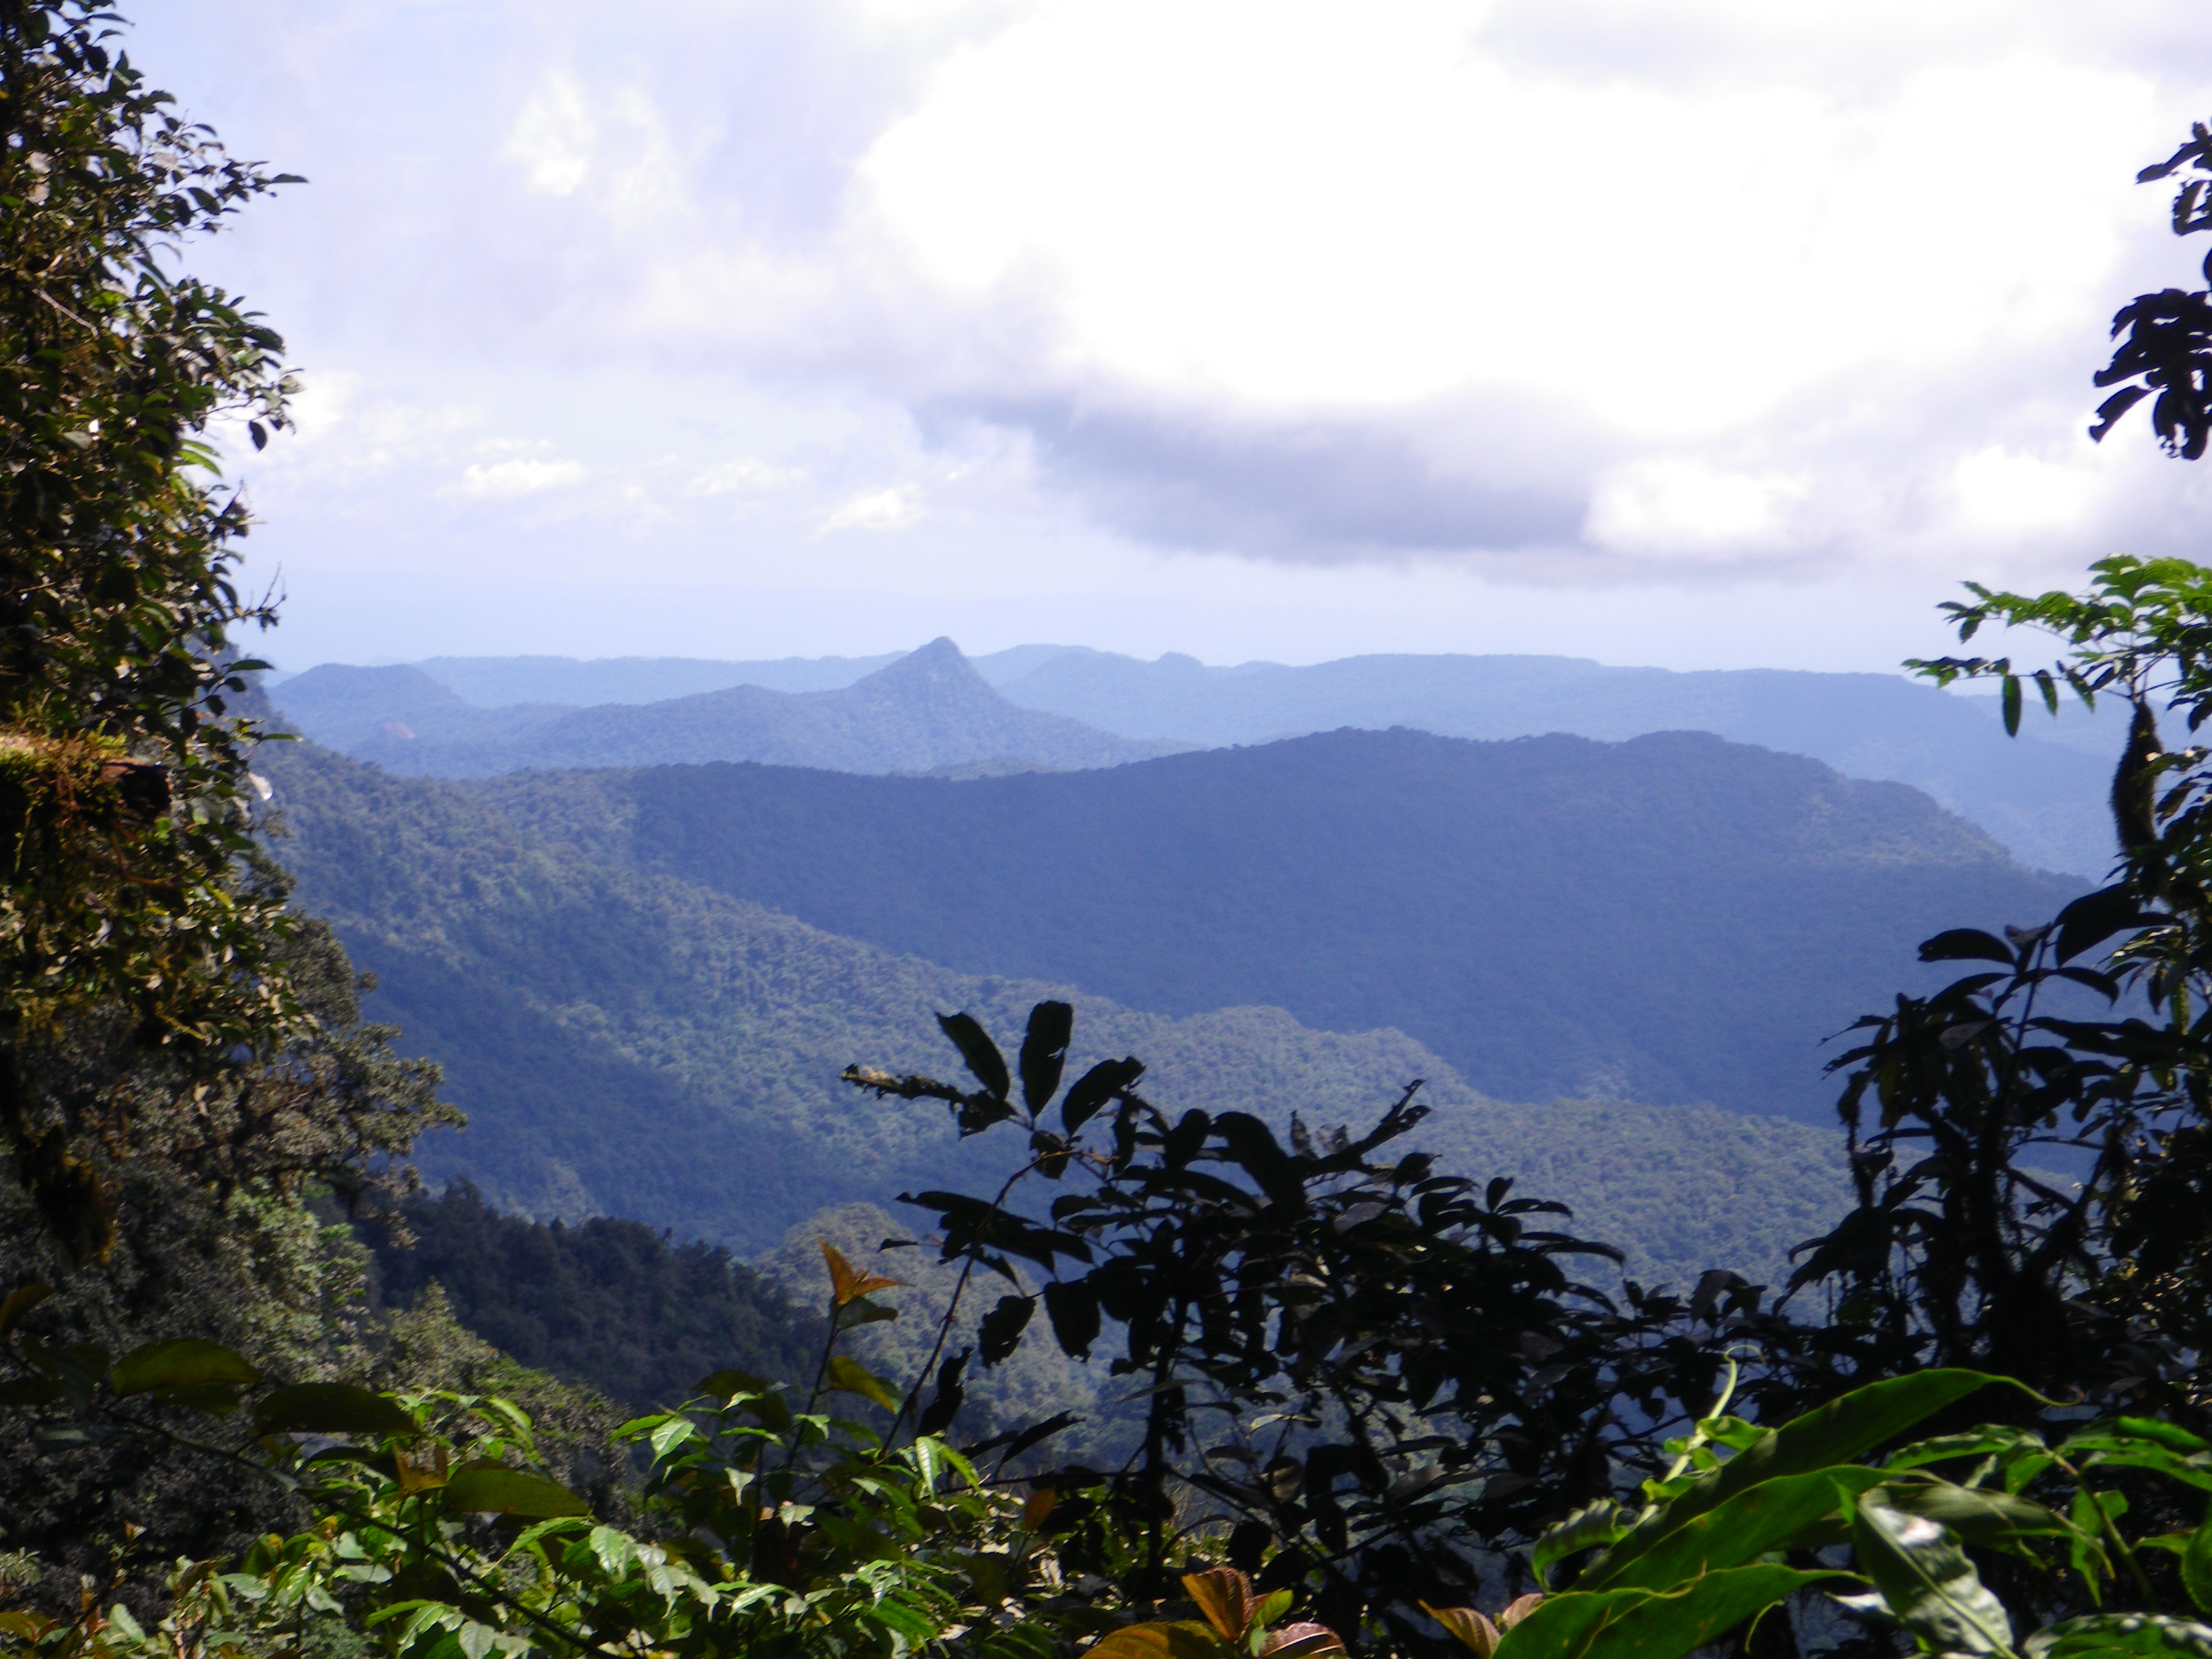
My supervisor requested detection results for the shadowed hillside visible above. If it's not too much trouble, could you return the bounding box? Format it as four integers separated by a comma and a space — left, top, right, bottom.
981, 648, 2117, 876
469, 727, 2085, 1119
262, 740, 1846, 1282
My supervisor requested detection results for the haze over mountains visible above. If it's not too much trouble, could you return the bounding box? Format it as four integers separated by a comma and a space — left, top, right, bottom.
468, 727, 2079, 1121
273, 639, 1185, 779
253, 629, 2113, 1287
272, 640, 2119, 875
261, 739, 1852, 1287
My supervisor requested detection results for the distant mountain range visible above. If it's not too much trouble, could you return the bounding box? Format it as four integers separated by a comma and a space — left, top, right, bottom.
272, 641, 2121, 874
272, 638, 1185, 777
464, 724, 2079, 1121
261, 739, 1850, 1287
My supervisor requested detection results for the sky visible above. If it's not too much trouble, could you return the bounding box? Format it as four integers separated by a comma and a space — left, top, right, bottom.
133, 0, 2212, 674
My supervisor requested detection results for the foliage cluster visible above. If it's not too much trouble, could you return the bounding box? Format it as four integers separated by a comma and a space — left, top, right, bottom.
363, 1183, 823, 1418
0, 0, 320, 1258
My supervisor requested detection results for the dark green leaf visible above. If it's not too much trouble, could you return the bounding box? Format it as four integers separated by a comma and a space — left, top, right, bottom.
1876, 1480, 2074, 1550
2054, 886, 2151, 964
695, 1372, 792, 1432
1044, 1280, 1102, 1359
1919, 930, 2016, 965
0, 1376, 64, 1406
109, 1339, 258, 1398
0, 1285, 51, 1338
937, 1012, 1010, 1101
253, 1383, 418, 1439
1019, 1000, 1074, 1114
918, 1349, 969, 1438
1063, 1057, 1143, 1136
2027, 1614, 2212, 1659
441, 1467, 590, 1518
2004, 674, 2023, 735
979, 1295, 1034, 1365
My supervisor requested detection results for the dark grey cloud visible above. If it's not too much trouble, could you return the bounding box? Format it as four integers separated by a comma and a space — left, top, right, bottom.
940, 390, 1607, 563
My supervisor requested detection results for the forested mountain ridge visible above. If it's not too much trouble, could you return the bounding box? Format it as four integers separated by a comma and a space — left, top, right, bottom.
309, 641, 2117, 874
466, 725, 2083, 1120
260, 739, 1844, 1285
272, 637, 1185, 779
983, 648, 2113, 875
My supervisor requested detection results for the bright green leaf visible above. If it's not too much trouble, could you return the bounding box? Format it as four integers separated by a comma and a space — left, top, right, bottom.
1852, 1497, 2013, 1656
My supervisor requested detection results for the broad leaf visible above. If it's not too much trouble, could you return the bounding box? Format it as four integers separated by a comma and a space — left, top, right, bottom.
1261, 1624, 1347, 1659
1044, 1279, 1102, 1359
1083, 1621, 1227, 1659
1184, 1568, 1257, 1641
1852, 1497, 2013, 1655
441, 1467, 591, 1518
253, 1383, 418, 1439
917, 1348, 968, 1438
1495, 1567, 1840, 1659
0, 1284, 50, 1338
1878, 1479, 2075, 1550
1586, 1371, 2015, 1586
1595, 1467, 1888, 1591
1919, 930, 2017, 965
2185, 1513, 2212, 1615
1535, 1501, 1625, 1582
979, 1294, 1034, 1365
1019, 1000, 1074, 1114
1063, 1056, 1144, 1136
825, 1355, 901, 1412
1423, 1605, 1500, 1658
109, 1339, 258, 1398
937, 1011, 1010, 1101
2026, 1614, 2212, 1659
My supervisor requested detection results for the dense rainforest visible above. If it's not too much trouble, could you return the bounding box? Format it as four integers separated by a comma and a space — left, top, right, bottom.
13, 12, 2212, 1659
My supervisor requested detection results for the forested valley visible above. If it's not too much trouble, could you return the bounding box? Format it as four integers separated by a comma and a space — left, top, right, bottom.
17, 12, 2212, 1659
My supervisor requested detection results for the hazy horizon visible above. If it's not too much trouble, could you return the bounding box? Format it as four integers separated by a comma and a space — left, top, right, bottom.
139, 1, 2212, 676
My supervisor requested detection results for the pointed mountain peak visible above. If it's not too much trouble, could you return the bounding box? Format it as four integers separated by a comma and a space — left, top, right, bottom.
859, 637, 984, 691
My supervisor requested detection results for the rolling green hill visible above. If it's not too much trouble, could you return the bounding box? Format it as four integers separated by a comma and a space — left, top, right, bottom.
465, 727, 2083, 1121
263, 741, 1848, 1288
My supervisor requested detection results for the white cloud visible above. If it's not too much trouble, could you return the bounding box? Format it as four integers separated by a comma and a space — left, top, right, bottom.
819, 486, 925, 532
1584, 461, 1810, 563
135, 0, 2212, 665
505, 72, 593, 196
687, 457, 806, 496
1952, 446, 2102, 537
450, 458, 588, 498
